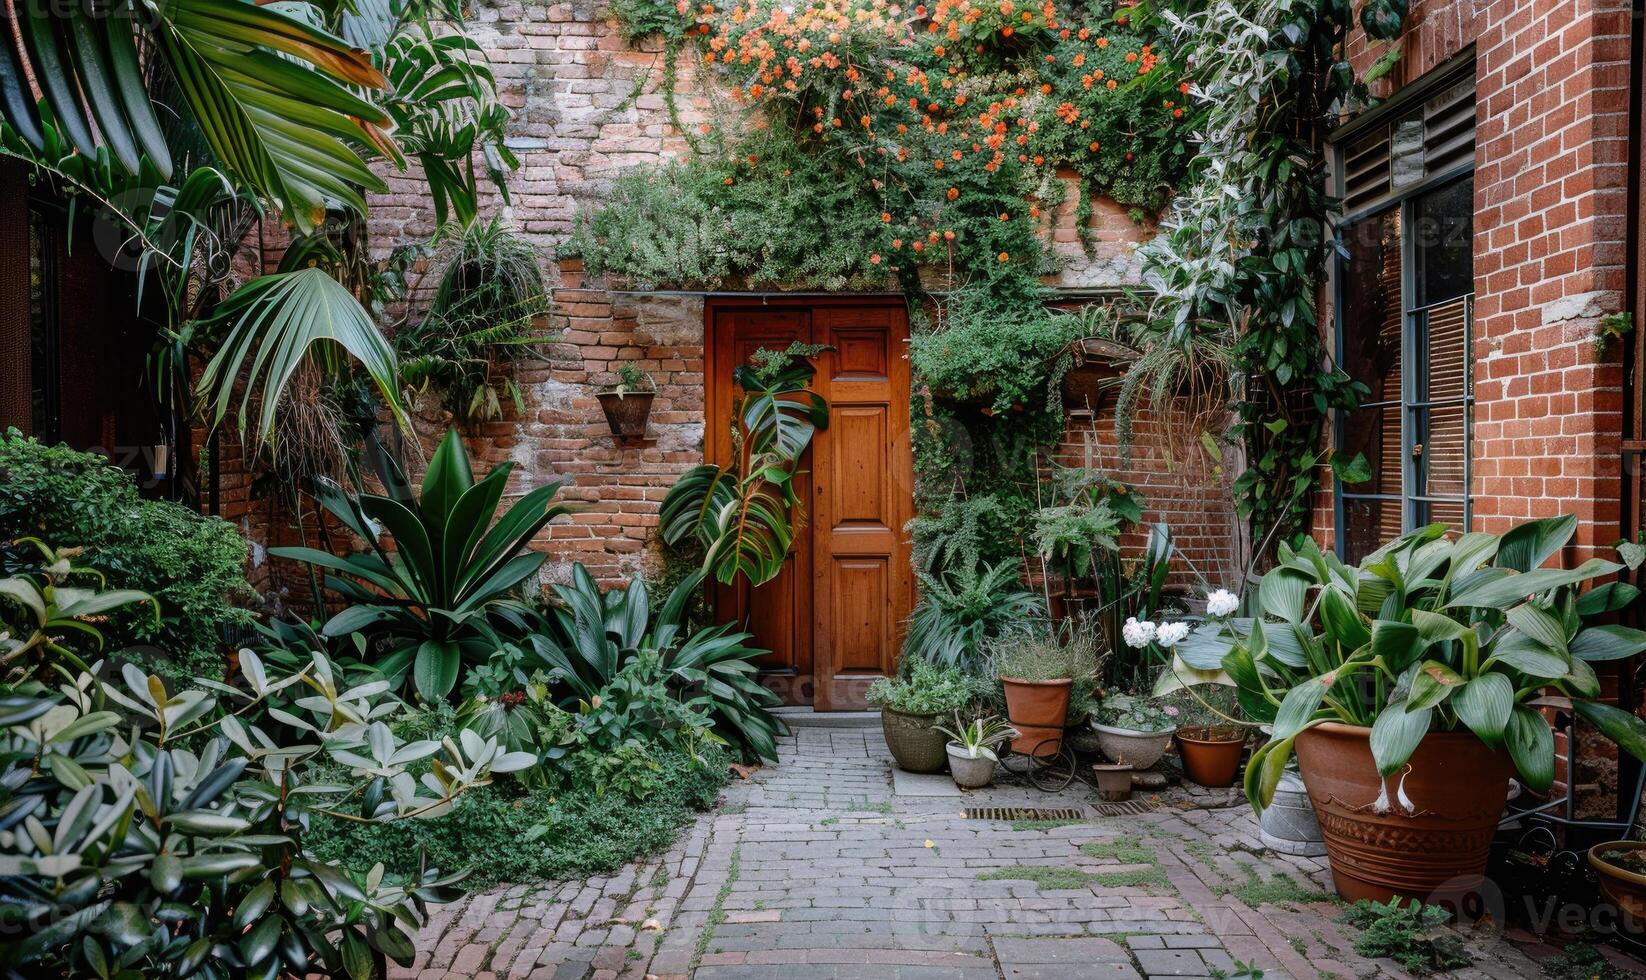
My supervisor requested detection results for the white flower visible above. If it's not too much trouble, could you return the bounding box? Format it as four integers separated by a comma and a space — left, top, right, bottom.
1205, 588, 1240, 618
1155, 622, 1191, 648
1121, 617, 1157, 649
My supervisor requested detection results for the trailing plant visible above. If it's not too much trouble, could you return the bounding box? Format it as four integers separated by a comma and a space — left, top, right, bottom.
866, 661, 980, 716
1177, 515, 1646, 811
908, 493, 1019, 575
910, 293, 1096, 417
528, 564, 786, 761
1133, 0, 1409, 559
903, 560, 1045, 672
398, 218, 553, 422
270, 429, 570, 702
0, 649, 533, 977
0, 431, 256, 680
661, 344, 829, 588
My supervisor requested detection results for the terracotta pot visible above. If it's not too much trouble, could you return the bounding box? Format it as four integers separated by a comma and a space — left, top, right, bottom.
1000, 677, 1072, 757
1092, 763, 1134, 802
946, 743, 997, 789
1176, 726, 1245, 788
1293, 722, 1512, 905
1089, 721, 1175, 770
880, 708, 947, 773
1589, 842, 1646, 933
596, 390, 655, 439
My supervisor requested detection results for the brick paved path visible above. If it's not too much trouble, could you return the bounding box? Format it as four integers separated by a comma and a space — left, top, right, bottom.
397, 724, 1564, 979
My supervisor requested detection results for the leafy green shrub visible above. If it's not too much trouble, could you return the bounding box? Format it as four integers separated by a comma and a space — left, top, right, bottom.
1340, 898, 1471, 976
307, 744, 729, 889
866, 661, 979, 716
903, 560, 1045, 671
0, 430, 255, 679
910, 296, 1096, 415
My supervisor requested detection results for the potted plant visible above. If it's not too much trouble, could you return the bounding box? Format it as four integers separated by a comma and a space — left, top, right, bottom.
1589, 842, 1646, 932
596, 363, 655, 439
1196, 516, 1646, 905
867, 661, 978, 773
1173, 695, 1247, 788
989, 628, 1098, 758
935, 714, 1017, 788
1090, 692, 1177, 770
1091, 762, 1135, 801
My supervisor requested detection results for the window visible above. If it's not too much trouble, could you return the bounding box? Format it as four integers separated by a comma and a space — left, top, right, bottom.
1331, 59, 1475, 563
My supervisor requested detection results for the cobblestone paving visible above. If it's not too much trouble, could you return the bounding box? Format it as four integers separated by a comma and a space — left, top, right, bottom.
397, 724, 1569, 979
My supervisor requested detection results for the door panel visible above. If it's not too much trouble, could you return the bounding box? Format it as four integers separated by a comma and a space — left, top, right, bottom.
706, 301, 912, 709
812, 305, 914, 710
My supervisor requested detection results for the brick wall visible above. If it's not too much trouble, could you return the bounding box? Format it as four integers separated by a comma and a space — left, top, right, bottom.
317, 0, 1239, 598
1329, 0, 1634, 562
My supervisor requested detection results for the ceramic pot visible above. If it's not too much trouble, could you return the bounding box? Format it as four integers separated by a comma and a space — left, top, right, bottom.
597, 390, 655, 439
1000, 677, 1072, 757
1589, 842, 1646, 932
946, 743, 997, 789
1092, 763, 1134, 802
1176, 725, 1245, 787
1089, 721, 1174, 770
880, 708, 947, 773
1293, 722, 1512, 905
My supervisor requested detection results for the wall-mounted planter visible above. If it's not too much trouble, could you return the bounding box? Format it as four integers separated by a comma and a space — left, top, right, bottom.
597, 390, 655, 440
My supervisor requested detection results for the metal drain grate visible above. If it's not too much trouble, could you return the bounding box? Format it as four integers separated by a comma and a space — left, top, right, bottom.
962, 806, 1086, 822
1092, 799, 1158, 817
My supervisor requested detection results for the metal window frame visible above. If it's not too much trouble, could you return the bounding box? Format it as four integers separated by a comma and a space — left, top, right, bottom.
1330, 67, 1477, 560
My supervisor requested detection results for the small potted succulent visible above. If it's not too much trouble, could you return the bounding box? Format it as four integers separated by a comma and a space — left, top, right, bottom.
935, 714, 1017, 788
989, 628, 1099, 759
596, 363, 655, 439
1090, 692, 1178, 770
868, 661, 978, 773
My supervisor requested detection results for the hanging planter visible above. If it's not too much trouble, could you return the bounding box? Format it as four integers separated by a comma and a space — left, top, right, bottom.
597, 365, 655, 440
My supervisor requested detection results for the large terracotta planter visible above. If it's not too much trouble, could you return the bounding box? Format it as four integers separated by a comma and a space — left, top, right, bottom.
596, 390, 654, 439
880, 708, 947, 773
1000, 677, 1072, 757
1293, 722, 1512, 905
1589, 841, 1646, 932
1176, 726, 1245, 787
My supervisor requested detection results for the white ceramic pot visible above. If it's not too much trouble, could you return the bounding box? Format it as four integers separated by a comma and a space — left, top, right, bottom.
946, 743, 997, 789
1089, 721, 1175, 770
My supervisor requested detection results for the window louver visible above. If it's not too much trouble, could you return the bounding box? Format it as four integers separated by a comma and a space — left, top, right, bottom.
1337, 64, 1475, 215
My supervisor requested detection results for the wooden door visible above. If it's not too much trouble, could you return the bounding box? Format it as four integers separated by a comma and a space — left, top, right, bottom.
706, 300, 914, 710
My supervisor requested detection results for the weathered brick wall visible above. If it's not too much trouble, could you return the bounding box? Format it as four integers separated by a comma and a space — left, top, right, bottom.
1331, 0, 1633, 562
333, 0, 1238, 595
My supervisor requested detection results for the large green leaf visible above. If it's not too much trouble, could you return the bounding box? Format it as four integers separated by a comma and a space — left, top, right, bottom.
1570, 625, 1646, 662
1258, 568, 1309, 624
1452, 673, 1512, 748
1369, 703, 1431, 777
1445, 558, 1622, 609
197, 267, 407, 444
1505, 705, 1554, 793
412, 641, 460, 701
1574, 700, 1646, 767
1406, 659, 1465, 711
1495, 514, 1578, 573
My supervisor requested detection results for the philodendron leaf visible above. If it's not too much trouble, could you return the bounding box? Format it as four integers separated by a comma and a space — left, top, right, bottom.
1452, 673, 1513, 748
1370, 703, 1432, 777
1506, 705, 1554, 793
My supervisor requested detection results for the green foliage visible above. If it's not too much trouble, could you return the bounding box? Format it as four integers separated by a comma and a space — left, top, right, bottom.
0, 540, 156, 682
866, 660, 979, 716
661, 345, 828, 590
1340, 898, 1471, 976
903, 560, 1045, 672
270, 428, 570, 702
910, 294, 1094, 416
0, 431, 255, 680
1092, 692, 1175, 733
308, 743, 729, 889
529, 563, 786, 762
1539, 943, 1634, 980
908, 493, 1020, 575
988, 628, 1101, 684
1032, 498, 1120, 580
1202, 516, 1646, 811
0, 649, 532, 977
398, 219, 552, 422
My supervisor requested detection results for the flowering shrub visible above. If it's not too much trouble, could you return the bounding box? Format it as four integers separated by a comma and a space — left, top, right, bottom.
575, 0, 1192, 299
